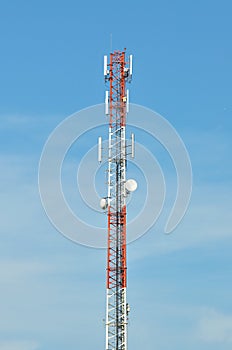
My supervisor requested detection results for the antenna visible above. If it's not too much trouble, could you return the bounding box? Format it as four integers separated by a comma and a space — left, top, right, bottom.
104, 55, 108, 77
105, 91, 109, 115
125, 179, 138, 192
129, 54, 133, 78
98, 136, 102, 163
131, 132, 135, 158
110, 33, 113, 52
126, 89, 129, 113
100, 50, 136, 350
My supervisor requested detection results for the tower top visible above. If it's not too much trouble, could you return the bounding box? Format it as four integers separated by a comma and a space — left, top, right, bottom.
104, 51, 133, 83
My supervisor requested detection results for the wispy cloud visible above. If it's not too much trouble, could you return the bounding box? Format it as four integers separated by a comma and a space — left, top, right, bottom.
0, 340, 39, 350
197, 309, 232, 343
0, 114, 63, 129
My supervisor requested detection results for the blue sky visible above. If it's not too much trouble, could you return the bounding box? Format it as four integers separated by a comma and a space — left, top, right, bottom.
0, 1, 232, 349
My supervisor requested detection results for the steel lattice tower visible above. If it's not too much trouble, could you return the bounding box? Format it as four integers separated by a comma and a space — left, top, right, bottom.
100, 49, 133, 350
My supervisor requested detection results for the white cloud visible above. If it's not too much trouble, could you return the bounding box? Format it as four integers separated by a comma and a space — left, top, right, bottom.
197, 309, 232, 343
0, 260, 54, 280
0, 114, 63, 130
0, 340, 39, 350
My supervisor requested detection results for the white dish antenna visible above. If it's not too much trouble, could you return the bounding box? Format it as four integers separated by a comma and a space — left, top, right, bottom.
125, 179, 137, 192
100, 198, 108, 210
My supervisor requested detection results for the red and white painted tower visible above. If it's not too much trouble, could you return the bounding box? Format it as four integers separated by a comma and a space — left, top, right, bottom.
99, 49, 135, 350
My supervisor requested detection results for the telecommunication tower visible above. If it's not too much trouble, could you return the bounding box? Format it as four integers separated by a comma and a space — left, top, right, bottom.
99, 49, 136, 350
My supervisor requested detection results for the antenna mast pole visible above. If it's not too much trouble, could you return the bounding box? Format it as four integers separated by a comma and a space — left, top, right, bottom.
103, 49, 132, 350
